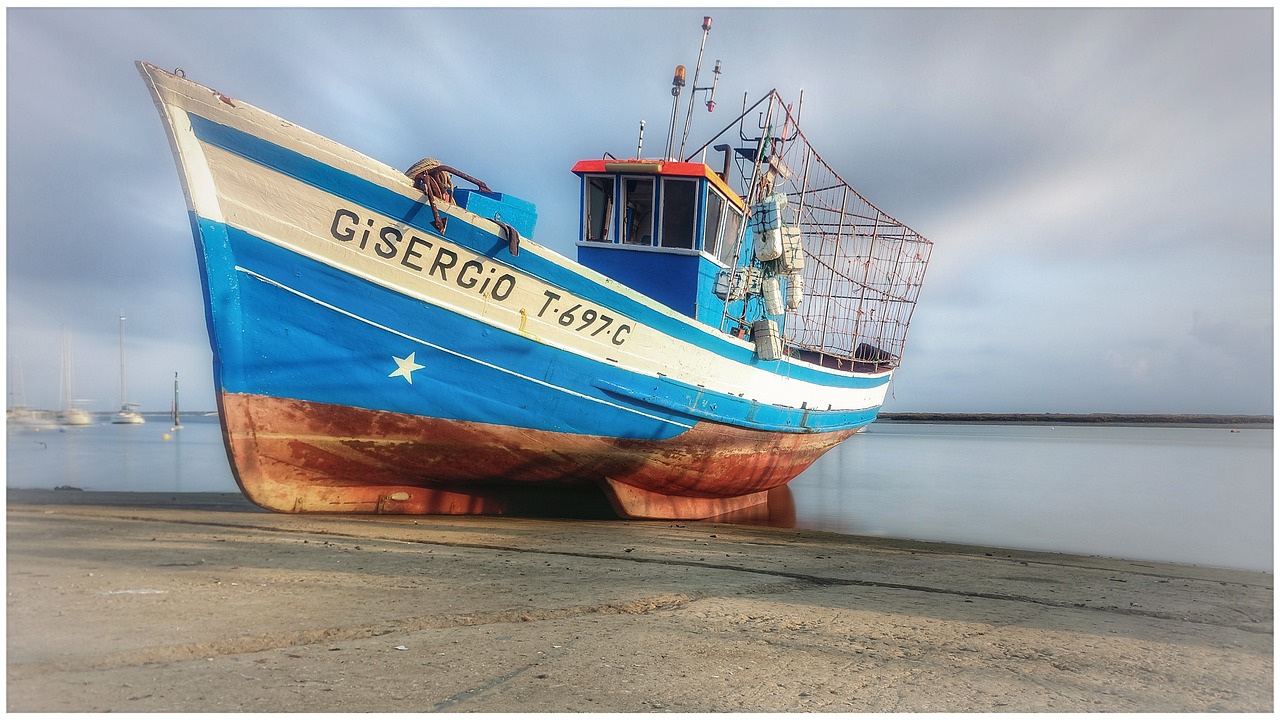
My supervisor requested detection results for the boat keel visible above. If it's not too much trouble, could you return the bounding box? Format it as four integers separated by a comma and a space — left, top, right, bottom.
599, 477, 770, 519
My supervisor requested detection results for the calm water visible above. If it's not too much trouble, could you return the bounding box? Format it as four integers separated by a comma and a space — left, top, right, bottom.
6, 418, 1272, 572
783, 423, 1272, 572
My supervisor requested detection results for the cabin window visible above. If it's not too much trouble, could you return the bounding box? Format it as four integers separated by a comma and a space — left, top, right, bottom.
660, 178, 697, 250
718, 206, 744, 265
621, 176, 655, 245
584, 175, 614, 242
703, 188, 726, 257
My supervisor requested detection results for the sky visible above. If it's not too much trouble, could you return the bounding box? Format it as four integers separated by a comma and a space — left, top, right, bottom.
5, 7, 1274, 415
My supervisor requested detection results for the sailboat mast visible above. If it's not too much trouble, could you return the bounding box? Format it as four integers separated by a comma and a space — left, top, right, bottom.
60, 326, 72, 411
7, 356, 20, 410
118, 314, 126, 408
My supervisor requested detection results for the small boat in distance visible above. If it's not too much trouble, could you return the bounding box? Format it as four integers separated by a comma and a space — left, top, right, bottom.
8, 407, 57, 429
58, 327, 93, 427
112, 404, 145, 425
112, 315, 146, 424
7, 357, 56, 429
137, 19, 931, 518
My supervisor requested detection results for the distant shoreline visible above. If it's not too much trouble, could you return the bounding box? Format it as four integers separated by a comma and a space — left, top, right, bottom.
878, 413, 1273, 428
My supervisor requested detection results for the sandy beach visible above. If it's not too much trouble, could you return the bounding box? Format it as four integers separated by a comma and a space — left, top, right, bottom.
6, 489, 1272, 712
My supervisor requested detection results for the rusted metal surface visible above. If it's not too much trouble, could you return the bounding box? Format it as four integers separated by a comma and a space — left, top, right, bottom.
219, 393, 856, 520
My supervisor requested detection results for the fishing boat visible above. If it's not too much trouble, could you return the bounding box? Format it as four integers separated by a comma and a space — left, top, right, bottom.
112, 315, 146, 424
137, 21, 931, 519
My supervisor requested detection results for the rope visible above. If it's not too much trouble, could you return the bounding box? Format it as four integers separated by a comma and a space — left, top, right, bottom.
405, 158, 512, 254
407, 158, 453, 233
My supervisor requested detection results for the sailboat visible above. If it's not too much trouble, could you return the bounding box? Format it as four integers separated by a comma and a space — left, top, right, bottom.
111, 315, 146, 424
7, 356, 56, 428
58, 327, 94, 426
170, 371, 183, 430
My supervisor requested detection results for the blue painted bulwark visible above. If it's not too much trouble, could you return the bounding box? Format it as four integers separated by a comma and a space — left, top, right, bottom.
455, 189, 538, 239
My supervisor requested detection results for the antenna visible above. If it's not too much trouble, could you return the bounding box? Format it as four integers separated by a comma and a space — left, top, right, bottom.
636, 119, 646, 158
678, 16, 721, 160
664, 65, 686, 160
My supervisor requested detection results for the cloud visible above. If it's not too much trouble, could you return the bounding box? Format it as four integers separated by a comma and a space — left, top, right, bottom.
1104, 349, 1151, 382
6, 7, 1273, 416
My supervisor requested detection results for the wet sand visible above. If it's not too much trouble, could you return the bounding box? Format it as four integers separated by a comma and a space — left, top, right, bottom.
6, 489, 1272, 712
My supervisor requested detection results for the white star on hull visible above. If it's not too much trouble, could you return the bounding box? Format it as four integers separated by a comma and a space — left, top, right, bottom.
389, 352, 425, 383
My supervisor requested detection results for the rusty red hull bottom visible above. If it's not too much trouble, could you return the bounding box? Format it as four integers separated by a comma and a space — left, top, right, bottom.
218, 393, 857, 519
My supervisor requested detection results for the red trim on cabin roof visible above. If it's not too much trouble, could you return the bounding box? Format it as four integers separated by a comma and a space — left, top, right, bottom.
572, 159, 746, 210
571, 159, 711, 177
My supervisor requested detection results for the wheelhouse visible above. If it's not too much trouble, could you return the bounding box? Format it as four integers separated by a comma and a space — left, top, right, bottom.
573, 159, 747, 327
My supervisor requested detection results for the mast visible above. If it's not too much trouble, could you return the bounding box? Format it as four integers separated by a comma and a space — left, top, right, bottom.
8, 356, 23, 410
118, 314, 127, 409
666, 16, 721, 161
60, 326, 72, 412
678, 16, 721, 160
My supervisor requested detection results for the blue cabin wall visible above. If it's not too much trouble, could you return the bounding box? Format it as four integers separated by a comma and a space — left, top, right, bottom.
577, 246, 754, 332
577, 246, 703, 316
